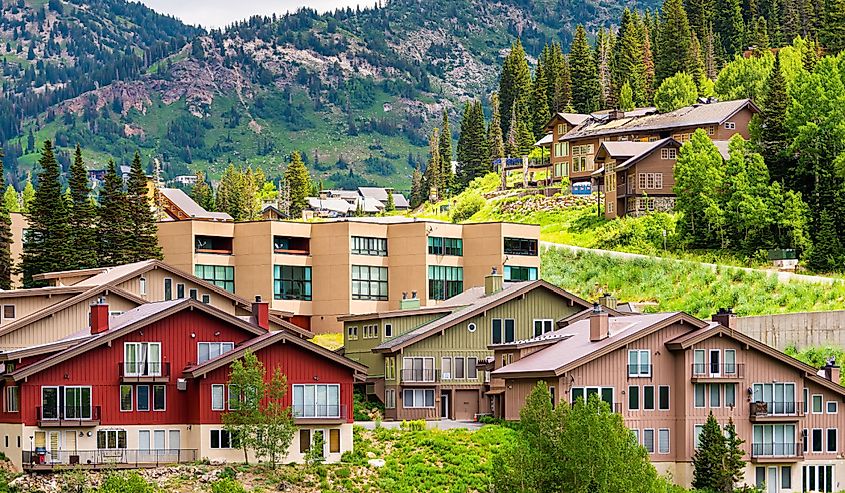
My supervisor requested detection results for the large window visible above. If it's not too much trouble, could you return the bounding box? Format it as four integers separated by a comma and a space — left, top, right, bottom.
210, 429, 235, 449
41, 386, 92, 419
120, 385, 133, 411
492, 319, 515, 344
571, 387, 614, 407
627, 350, 651, 377
428, 237, 463, 256
97, 430, 127, 449
273, 265, 312, 301
403, 388, 434, 408
428, 266, 463, 300
195, 265, 235, 293
504, 238, 538, 256
752, 424, 796, 456
351, 265, 388, 301
123, 342, 162, 376
198, 342, 235, 364
803, 464, 835, 493
351, 236, 387, 256
4, 386, 18, 413
504, 265, 538, 282
292, 384, 341, 418
752, 382, 797, 415
402, 357, 435, 382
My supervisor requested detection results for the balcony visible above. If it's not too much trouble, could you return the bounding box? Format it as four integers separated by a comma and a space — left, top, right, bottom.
36, 406, 101, 427
195, 235, 233, 255
119, 362, 170, 383
749, 401, 804, 421
273, 236, 310, 255
690, 363, 746, 382
292, 404, 348, 424
750, 443, 803, 462
22, 449, 197, 470
401, 369, 438, 384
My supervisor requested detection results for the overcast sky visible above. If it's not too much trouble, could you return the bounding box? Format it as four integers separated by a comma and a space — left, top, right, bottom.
137, 0, 364, 28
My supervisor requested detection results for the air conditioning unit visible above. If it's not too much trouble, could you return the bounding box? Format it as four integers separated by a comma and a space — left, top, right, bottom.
176, 378, 187, 391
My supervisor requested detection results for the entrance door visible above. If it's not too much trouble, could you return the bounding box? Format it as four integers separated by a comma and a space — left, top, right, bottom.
64, 431, 77, 454
709, 350, 721, 376
440, 392, 450, 419
455, 390, 479, 421
767, 466, 777, 493
48, 431, 60, 463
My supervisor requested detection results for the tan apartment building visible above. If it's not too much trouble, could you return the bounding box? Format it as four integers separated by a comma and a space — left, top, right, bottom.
340, 275, 594, 421
491, 308, 845, 492
157, 218, 541, 333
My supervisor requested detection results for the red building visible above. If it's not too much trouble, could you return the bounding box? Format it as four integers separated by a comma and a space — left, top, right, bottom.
0, 297, 365, 470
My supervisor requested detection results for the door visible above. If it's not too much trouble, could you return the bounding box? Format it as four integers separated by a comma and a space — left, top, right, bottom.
455, 390, 479, 421
767, 466, 777, 493
48, 431, 60, 463
64, 431, 77, 454
440, 392, 450, 419
709, 349, 721, 376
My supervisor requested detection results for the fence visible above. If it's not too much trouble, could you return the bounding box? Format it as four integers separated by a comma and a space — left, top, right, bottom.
22, 449, 198, 469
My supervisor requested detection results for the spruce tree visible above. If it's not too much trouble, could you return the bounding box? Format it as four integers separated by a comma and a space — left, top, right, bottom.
410, 163, 424, 208
641, 21, 656, 103
714, 0, 745, 58
438, 109, 454, 194
656, 0, 693, 83
66, 145, 98, 270
685, 0, 715, 43
384, 191, 395, 212
722, 419, 747, 491
457, 101, 490, 188
0, 152, 13, 290
820, 0, 845, 53
750, 16, 770, 55
688, 33, 706, 87
498, 39, 532, 139
488, 93, 506, 162
570, 25, 600, 113
21, 140, 71, 286
595, 28, 616, 109
191, 171, 215, 211
759, 52, 791, 184
425, 128, 442, 201
3, 186, 18, 213
615, 9, 646, 105
284, 152, 311, 219
125, 151, 162, 262
559, 53, 573, 110
692, 413, 724, 491
531, 59, 550, 138
97, 160, 130, 267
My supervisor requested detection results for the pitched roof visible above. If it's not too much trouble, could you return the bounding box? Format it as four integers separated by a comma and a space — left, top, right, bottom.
0, 333, 95, 361
492, 312, 708, 377
562, 99, 758, 141
358, 187, 390, 201
159, 188, 233, 222
392, 193, 410, 208
307, 197, 353, 214
372, 281, 592, 353
598, 141, 659, 159
338, 286, 488, 322
546, 112, 591, 129
535, 134, 553, 146
8, 298, 268, 382
615, 138, 680, 172
182, 329, 368, 378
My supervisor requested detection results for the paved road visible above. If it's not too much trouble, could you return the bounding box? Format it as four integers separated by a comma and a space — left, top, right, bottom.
540, 241, 839, 285
355, 419, 484, 431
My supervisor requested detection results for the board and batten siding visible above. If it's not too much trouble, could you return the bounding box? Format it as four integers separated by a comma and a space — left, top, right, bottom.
343, 313, 446, 375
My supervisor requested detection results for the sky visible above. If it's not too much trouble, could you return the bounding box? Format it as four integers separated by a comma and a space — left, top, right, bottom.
137, 0, 364, 28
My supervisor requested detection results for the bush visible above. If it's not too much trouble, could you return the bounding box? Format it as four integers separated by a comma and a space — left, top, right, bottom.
98, 472, 157, 493
211, 478, 246, 493
592, 212, 678, 253
353, 389, 384, 421
451, 192, 485, 223
399, 419, 426, 431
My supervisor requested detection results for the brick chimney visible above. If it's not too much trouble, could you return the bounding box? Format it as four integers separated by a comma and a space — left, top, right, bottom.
712, 308, 736, 329
252, 296, 269, 330
89, 298, 109, 335
824, 357, 841, 384
485, 267, 504, 296
589, 303, 609, 342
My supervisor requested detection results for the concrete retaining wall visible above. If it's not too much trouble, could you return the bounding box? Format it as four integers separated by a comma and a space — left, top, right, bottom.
734, 311, 845, 350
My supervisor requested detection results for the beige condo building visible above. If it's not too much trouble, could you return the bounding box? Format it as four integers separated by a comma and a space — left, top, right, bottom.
157, 217, 541, 333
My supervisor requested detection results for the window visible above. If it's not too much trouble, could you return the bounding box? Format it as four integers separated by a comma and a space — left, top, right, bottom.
177, 284, 185, 299
427, 237, 463, 256
803, 464, 835, 493
403, 357, 435, 382
428, 266, 463, 300
637, 172, 664, 190
658, 386, 670, 410
454, 357, 465, 379
4, 386, 18, 412
813, 394, 824, 413
347, 326, 358, 341
504, 238, 538, 256
351, 265, 388, 301
194, 265, 235, 293
441, 357, 452, 380
97, 430, 127, 450
164, 278, 172, 301
123, 342, 162, 376
628, 350, 651, 376
725, 122, 736, 130
694, 384, 706, 408
753, 382, 797, 414
643, 386, 655, 410
468, 357, 478, 379
351, 236, 388, 256
710, 384, 721, 408
724, 349, 736, 374
120, 385, 133, 412
211, 384, 225, 411
828, 401, 838, 414
753, 424, 796, 456
385, 389, 396, 409
197, 342, 235, 363
273, 265, 312, 301
628, 385, 639, 410
827, 428, 837, 452
503, 266, 538, 282
643, 429, 655, 453
210, 429, 234, 449
782, 466, 791, 489
813, 429, 823, 452
803, 428, 808, 453
492, 319, 515, 344
362, 324, 379, 339
153, 385, 166, 411
201, 294, 211, 304
725, 384, 736, 408
385, 358, 396, 380
137, 385, 150, 411
273, 235, 309, 254
694, 425, 704, 449
139, 278, 147, 296
292, 384, 341, 417
658, 429, 670, 454
329, 429, 340, 454
299, 429, 311, 454
571, 387, 614, 407
660, 147, 677, 160
189, 288, 198, 300
403, 388, 435, 408
533, 319, 554, 337
385, 323, 392, 337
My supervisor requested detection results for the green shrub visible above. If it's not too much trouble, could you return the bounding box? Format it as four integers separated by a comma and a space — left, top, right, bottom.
353, 389, 384, 421
451, 192, 486, 223
399, 419, 426, 431
211, 478, 246, 493
98, 472, 157, 493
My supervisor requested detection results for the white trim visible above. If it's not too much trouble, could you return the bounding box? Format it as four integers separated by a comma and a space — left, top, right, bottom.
402, 388, 435, 409
532, 319, 554, 337
657, 385, 670, 411
642, 428, 655, 454
628, 350, 651, 377
709, 383, 721, 408
694, 383, 706, 408
40, 386, 60, 419
642, 385, 655, 411
120, 384, 133, 412
211, 384, 225, 411
197, 341, 235, 364
812, 394, 824, 414
708, 349, 721, 376
153, 384, 166, 412
136, 384, 150, 412
827, 400, 838, 414
384, 323, 393, 338
827, 428, 838, 453
812, 428, 823, 453
139, 277, 147, 296
163, 278, 173, 301
467, 322, 476, 333
657, 428, 670, 454
4, 385, 18, 413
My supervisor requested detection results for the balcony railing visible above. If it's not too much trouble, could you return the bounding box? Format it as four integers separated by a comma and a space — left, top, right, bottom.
23, 449, 198, 470
401, 369, 437, 383
119, 362, 170, 381
751, 442, 802, 459
626, 364, 653, 377
292, 404, 348, 420
36, 406, 101, 426
749, 401, 804, 419
691, 363, 745, 378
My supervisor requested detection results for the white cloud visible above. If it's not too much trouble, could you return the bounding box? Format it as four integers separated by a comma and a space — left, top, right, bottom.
137, 0, 364, 28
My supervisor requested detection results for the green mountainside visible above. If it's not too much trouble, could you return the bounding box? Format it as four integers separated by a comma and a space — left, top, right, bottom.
1, 0, 663, 189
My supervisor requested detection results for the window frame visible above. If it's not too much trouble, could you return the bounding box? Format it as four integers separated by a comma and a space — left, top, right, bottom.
211, 384, 226, 411
533, 319, 554, 337
273, 265, 313, 301
4, 386, 18, 413
812, 394, 824, 414
351, 265, 388, 301
658, 385, 670, 411
292, 384, 341, 418
627, 350, 651, 377
119, 384, 133, 412
658, 428, 670, 454
402, 388, 435, 409
153, 384, 166, 411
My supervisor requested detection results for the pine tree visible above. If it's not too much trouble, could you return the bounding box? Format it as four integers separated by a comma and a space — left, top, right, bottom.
125, 152, 162, 262
692, 413, 724, 491
759, 52, 791, 184
531, 59, 550, 138
384, 191, 395, 212
457, 101, 490, 188
439, 109, 453, 182
619, 82, 635, 110
425, 128, 442, 201
0, 151, 13, 290
595, 28, 616, 109
714, 0, 745, 57
722, 419, 747, 491
750, 16, 770, 55
703, 25, 718, 79
688, 33, 706, 87
686, 0, 715, 43
410, 163, 424, 208
191, 171, 215, 211
66, 145, 98, 270
656, 0, 693, 83
3, 186, 18, 213
498, 39, 532, 139
819, 0, 845, 53
488, 93, 506, 162
641, 21, 656, 103
615, 9, 646, 105
558, 53, 573, 110
96, 160, 130, 267
570, 25, 600, 113
515, 118, 535, 157
21, 140, 71, 286
284, 152, 311, 219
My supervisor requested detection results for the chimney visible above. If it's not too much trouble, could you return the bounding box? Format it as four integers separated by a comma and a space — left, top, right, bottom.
252, 296, 270, 330
589, 303, 609, 342
598, 293, 618, 310
712, 308, 736, 329
824, 357, 841, 384
89, 298, 109, 335
485, 267, 504, 295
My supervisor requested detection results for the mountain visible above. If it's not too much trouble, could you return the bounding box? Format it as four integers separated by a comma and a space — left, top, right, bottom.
2, 0, 663, 190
